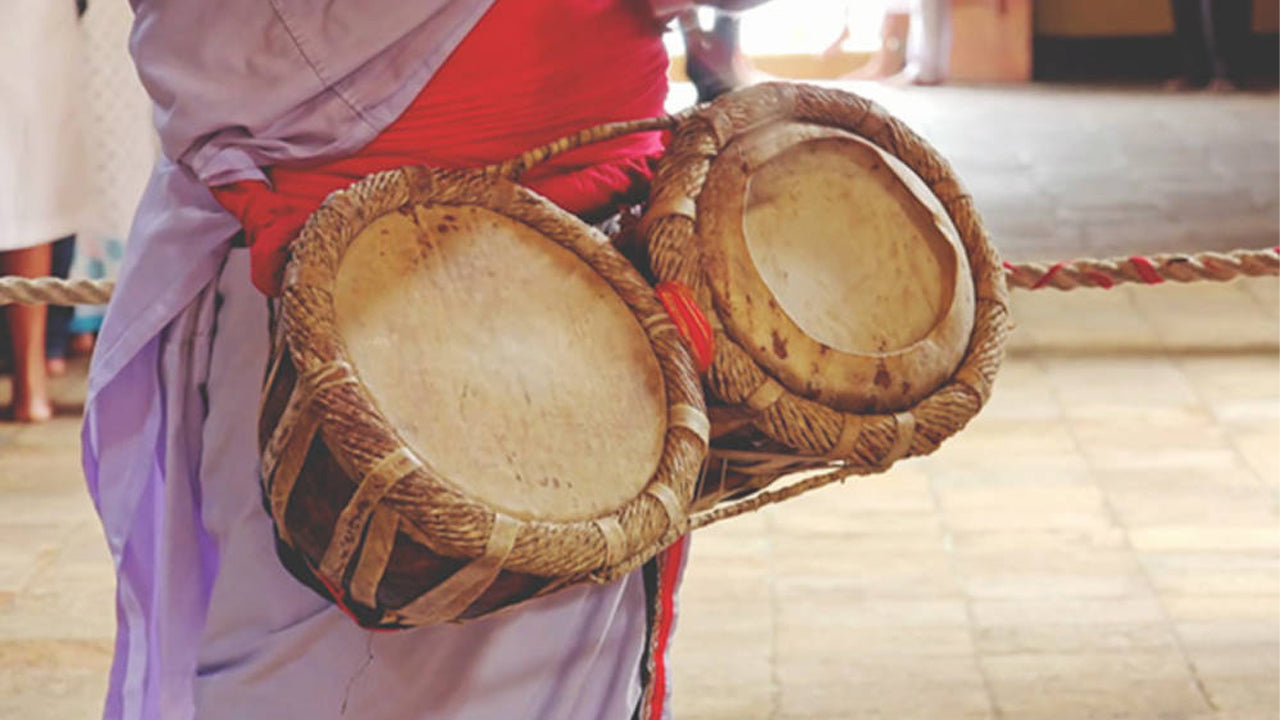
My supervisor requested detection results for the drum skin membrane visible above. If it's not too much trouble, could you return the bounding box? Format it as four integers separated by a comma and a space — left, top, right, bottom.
702, 122, 974, 414
744, 139, 955, 354
333, 204, 666, 523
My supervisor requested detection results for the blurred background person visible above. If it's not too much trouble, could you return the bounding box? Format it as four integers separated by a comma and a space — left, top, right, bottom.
1168, 0, 1251, 91
682, 7, 756, 101
832, 0, 950, 84
44, 236, 76, 378
0, 0, 84, 421
66, 0, 157, 357
836, 1, 911, 79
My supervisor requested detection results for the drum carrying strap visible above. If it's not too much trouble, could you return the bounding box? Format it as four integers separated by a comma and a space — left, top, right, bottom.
390, 513, 522, 626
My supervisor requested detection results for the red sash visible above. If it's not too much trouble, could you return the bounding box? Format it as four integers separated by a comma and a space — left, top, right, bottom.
213, 0, 670, 295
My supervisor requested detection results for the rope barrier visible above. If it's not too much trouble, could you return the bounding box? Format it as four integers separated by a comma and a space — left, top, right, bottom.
0, 247, 1276, 306
1003, 246, 1280, 292
0, 276, 114, 306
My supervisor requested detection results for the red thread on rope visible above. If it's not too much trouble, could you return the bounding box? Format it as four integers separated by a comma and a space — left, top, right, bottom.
1083, 270, 1115, 289
1129, 255, 1164, 285
655, 281, 714, 373
1031, 261, 1065, 290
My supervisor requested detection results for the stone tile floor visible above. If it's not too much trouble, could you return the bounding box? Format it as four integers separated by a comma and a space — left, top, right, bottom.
675, 274, 1278, 720
0, 83, 1276, 719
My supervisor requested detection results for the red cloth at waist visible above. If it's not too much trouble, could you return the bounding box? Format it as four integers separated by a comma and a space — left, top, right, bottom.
213, 0, 670, 295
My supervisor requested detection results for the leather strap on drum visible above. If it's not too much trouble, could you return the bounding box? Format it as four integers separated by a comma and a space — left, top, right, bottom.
669, 402, 710, 447
592, 516, 628, 568
263, 361, 359, 546
266, 408, 320, 547
643, 195, 697, 227
881, 412, 917, 468
744, 378, 786, 412
645, 482, 686, 532
828, 414, 866, 460
349, 507, 399, 608
391, 513, 522, 625
640, 313, 678, 338
953, 363, 994, 405
263, 361, 359, 475
319, 448, 423, 583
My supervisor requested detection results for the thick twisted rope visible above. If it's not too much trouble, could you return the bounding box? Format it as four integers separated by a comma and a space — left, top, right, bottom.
0, 276, 114, 305
1, 247, 1276, 306
1004, 246, 1280, 290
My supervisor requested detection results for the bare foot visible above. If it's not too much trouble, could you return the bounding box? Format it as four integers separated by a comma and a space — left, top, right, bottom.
46, 357, 67, 377
1205, 77, 1237, 93
845, 51, 906, 80
11, 394, 53, 423
1164, 76, 1203, 92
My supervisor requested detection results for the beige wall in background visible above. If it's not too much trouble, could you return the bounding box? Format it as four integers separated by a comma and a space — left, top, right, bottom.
951, 0, 1034, 81
1036, 0, 1279, 37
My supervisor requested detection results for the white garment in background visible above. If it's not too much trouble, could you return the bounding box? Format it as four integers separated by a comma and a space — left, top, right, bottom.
0, 0, 83, 249
73, 0, 159, 330
905, 0, 951, 84
876, 0, 951, 83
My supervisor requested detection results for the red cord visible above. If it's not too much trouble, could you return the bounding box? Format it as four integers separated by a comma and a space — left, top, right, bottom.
655, 281, 714, 373
1031, 261, 1064, 290
1083, 270, 1115, 289
1129, 255, 1165, 285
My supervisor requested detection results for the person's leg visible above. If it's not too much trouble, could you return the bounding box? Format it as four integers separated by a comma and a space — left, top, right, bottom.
45, 235, 75, 376
1, 243, 53, 422
683, 9, 750, 102
711, 9, 739, 47
1169, 0, 1213, 88
907, 0, 951, 84
845, 10, 911, 79
1204, 0, 1251, 88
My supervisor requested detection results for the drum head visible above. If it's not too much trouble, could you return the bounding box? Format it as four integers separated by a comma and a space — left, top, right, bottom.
333, 204, 667, 522
700, 121, 975, 413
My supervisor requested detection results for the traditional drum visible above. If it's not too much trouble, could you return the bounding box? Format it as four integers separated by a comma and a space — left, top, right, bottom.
260, 165, 708, 628
640, 83, 1011, 510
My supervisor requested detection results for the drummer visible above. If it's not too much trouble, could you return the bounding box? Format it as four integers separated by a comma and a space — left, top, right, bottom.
83, 2, 768, 719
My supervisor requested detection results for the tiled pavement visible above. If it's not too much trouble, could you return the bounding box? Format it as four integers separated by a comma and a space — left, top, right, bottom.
674, 275, 1278, 720
1, 83, 1276, 719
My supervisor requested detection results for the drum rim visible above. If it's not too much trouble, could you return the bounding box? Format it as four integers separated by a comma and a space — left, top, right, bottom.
272, 165, 707, 585
643, 82, 1011, 473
